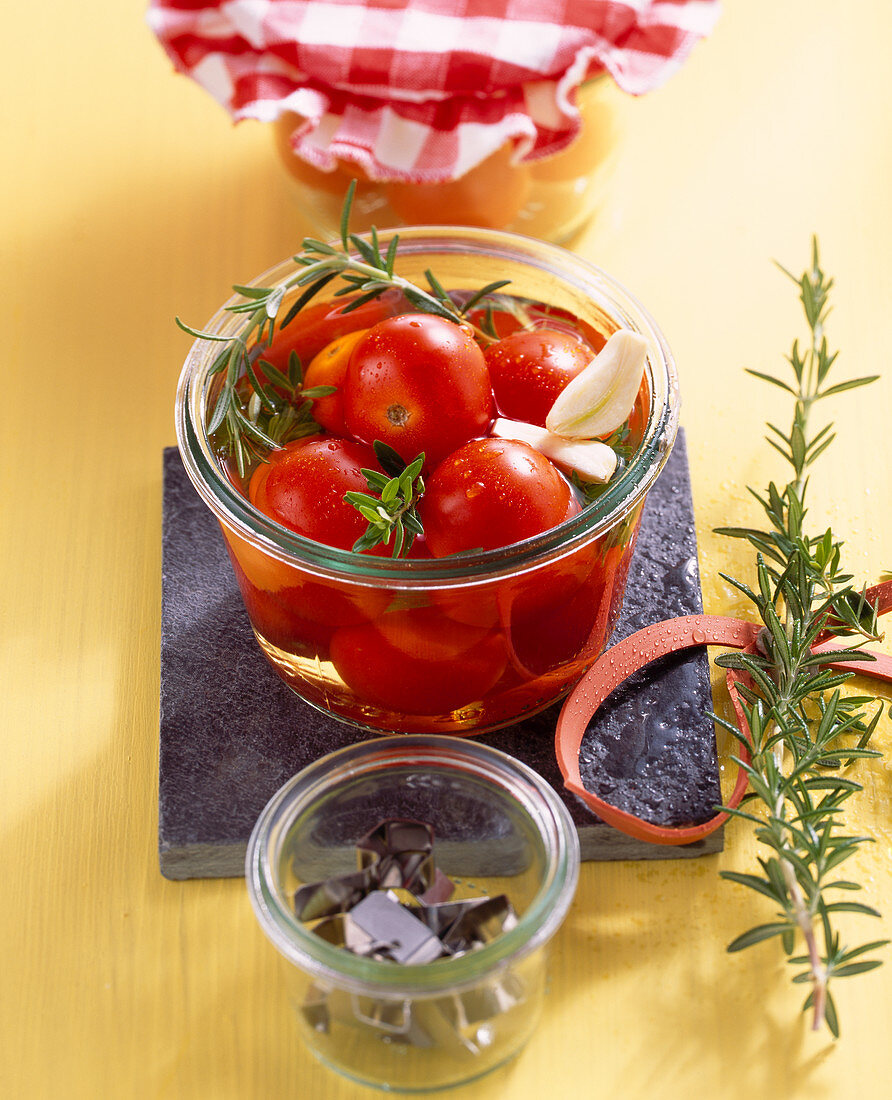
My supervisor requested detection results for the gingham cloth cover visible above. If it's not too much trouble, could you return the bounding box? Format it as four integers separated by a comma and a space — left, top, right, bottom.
148, 0, 720, 182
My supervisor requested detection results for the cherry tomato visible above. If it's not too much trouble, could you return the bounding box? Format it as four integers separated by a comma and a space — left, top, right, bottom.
419, 438, 580, 556
249, 437, 381, 551
431, 582, 500, 629
463, 301, 608, 352
233, 571, 392, 654
234, 571, 337, 655
484, 328, 593, 426
303, 328, 368, 436
221, 523, 304, 596
225, 527, 393, 658
256, 290, 405, 378
330, 607, 507, 715
249, 436, 316, 519
502, 563, 611, 678
344, 313, 493, 466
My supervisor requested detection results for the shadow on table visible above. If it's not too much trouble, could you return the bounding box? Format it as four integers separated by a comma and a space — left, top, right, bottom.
547, 859, 848, 1098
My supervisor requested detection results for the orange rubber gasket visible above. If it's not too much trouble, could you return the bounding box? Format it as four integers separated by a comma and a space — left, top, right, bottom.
554, 582, 892, 846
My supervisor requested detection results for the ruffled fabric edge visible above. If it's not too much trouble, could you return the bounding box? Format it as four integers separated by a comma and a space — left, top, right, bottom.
148, 2, 720, 183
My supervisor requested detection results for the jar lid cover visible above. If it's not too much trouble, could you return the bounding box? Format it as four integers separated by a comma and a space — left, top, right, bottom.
148, 0, 719, 183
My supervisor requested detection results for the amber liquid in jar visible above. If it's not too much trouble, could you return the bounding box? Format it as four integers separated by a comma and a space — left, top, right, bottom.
273, 78, 622, 245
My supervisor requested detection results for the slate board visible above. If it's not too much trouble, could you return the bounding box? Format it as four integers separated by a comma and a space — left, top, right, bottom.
159, 429, 722, 879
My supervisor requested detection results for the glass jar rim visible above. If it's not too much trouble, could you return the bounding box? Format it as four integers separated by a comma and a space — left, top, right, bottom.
175, 226, 679, 585
245, 736, 580, 997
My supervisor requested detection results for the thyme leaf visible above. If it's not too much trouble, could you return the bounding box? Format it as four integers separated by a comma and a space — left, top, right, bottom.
345, 444, 426, 558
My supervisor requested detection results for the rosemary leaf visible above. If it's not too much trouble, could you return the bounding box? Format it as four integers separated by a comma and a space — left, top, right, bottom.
717, 239, 886, 1036
178, 187, 509, 474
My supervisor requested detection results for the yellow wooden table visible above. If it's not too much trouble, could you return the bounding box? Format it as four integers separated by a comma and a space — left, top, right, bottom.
3, 3, 891, 1097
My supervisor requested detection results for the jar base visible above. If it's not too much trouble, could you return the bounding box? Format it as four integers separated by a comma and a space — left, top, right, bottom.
255, 628, 581, 737
307, 1036, 530, 1093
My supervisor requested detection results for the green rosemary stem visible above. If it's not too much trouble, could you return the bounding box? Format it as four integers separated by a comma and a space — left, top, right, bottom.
178, 184, 512, 481
716, 238, 886, 1039
772, 252, 826, 1029
779, 833, 826, 1027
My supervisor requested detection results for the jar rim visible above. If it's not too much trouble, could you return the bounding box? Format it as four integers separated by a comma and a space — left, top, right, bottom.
245, 736, 580, 996
175, 226, 679, 585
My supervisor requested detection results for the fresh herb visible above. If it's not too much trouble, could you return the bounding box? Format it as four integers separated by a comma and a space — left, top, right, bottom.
282, 182, 509, 330
177, 182, 508, 480
344, 442, 426, 558
474, 292, 587, 342
566, 424, 632, 504
174, 320, 331, 479
713, 239, 887, 1036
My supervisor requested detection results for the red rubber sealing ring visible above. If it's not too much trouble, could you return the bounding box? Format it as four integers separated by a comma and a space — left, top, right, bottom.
554, 582, 892, 847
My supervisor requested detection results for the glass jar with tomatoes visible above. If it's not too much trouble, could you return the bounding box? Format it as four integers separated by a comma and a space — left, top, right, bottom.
176, 226, 679, 736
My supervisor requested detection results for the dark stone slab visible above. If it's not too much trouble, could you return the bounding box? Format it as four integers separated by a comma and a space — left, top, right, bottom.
159, 430, 722, 879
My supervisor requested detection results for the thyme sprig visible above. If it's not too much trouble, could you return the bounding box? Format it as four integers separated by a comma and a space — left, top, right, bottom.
177, 182, 509, 480
345, 441, 425, 558
713, 239, 887, 1036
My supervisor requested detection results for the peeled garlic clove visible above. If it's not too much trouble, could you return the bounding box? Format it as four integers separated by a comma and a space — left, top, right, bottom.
545, 329, 647, 439
492, 418, 617, 484
539, 434, 617, 484
491, 418, 549, 449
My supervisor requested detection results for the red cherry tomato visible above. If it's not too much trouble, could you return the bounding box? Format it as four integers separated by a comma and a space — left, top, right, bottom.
248, 437, 380, 551
418, 438, 580, 556
463, 302, 608, 352
484, 328, 593, 426
257, 289, 405, 376
502, 561, 612, 678
344, 313, 493, 466
330, 607, 507, 715
236, 573, 337, 654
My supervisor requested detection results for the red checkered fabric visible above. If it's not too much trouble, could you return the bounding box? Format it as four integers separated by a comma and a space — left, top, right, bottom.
148, 0, 719, 182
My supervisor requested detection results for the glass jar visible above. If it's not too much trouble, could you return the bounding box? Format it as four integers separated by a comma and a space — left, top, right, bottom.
273, 77, 623, 244
175, 227, 679, 735
245, 736, 580, 1091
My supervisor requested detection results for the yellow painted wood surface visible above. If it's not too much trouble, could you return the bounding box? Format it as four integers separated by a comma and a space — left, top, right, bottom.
2, 2, 891, 1097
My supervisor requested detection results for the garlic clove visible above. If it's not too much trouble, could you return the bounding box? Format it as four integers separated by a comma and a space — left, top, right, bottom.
490, 418, 548, 449
492, 418, 617, 484
544, 329, 647, 439
539, 434, 617, 484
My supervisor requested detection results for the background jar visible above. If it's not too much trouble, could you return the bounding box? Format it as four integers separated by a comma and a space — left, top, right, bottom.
273, 78, 624, 245
245, 736, 581, 1091
176, 227, 679, 735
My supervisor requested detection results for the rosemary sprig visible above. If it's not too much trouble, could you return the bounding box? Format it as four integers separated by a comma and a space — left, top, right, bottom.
713, 238, 887, 1036
345, 441, 425, 558
177, 181, 509, 482
568, 424, 632, 504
